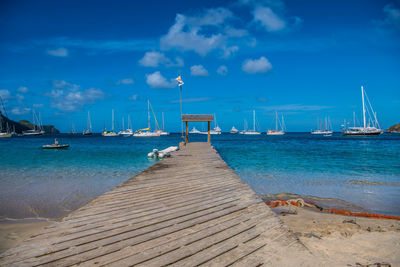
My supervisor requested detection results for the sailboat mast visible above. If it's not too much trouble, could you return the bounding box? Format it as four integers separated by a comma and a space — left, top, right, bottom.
253, 110, 256, 132
353, 111, 355, 127
275, 111, 278, 131
112, 109, 114, 132
162, 112, 165, 130
361, 86, 366, 128
88, 111, 92, 131
147, 100, 150, 130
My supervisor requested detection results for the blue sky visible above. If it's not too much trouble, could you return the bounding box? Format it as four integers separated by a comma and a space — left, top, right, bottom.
0, 0, 399, 132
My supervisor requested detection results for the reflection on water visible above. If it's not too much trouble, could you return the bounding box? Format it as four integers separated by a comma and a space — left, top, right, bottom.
0, 132, 399, 219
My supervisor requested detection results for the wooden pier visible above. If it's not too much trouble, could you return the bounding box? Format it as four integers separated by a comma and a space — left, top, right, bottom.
0, 142, 316, 266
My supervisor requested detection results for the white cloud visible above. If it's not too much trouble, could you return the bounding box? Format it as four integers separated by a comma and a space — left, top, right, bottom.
47, 81, 104, 111
117, 78, 134, 85
190, 65, 209, 76
17, 86, 29, 93
160, 8, 240, 56
146, 71, 176, 88
129, 94, 138, 100
139, 51, 184, 67
217, 65, 228, 76
46, 47, 69, 57
0, 89, 11, 101
161, 14, 225, 56
253, 6, 286, 32
242, 56, 272, 73
11, 107, 31, 115
221, 46, 239, 58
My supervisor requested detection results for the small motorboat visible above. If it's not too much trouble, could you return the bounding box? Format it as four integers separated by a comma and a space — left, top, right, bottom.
42, 144, 69, 149
42, 138, 69, 149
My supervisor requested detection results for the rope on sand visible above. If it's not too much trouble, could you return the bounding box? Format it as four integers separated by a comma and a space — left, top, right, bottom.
265, 199, 400, 220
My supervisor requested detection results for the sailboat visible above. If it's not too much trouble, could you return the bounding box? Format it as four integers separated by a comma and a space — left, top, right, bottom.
102, 109, 119, 136
119, 115, 134, 136
0, 96, 11, 138
22, 110, 45, 136
311, 117, 333, 135
230, 126, 239, 134
134, 100, 160, 137
267, 111, 285, 135
239, 119, 248, 134
189, 127, 201, 134
69, 123, 77, 135
83, 111, 93, 135
199, 114, 222, 134
155, 112, 170, 135
242, 110, 261, 135
342, 86, 383, 136
0, 115, 11, 138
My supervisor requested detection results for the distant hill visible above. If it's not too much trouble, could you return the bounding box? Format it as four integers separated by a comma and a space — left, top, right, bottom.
387, 123, 400, 132
0, 114, 59, 134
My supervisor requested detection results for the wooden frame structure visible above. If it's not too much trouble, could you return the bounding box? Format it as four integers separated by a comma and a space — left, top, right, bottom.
182, 114, 214, 143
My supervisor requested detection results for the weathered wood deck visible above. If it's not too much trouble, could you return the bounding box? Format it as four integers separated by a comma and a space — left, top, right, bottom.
0, 142, 316, 266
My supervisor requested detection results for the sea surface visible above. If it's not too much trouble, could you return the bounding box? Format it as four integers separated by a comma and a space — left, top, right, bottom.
0, 132, 399, 220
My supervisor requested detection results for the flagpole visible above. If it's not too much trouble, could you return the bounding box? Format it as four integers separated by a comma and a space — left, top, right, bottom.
179, 84, 184, 139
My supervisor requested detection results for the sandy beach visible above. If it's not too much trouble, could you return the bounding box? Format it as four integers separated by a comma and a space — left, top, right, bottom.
275, 206, 400, 266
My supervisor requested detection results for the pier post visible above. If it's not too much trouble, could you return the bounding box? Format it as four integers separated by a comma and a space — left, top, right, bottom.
208, 121, 210, 143
185, 121, 188, 143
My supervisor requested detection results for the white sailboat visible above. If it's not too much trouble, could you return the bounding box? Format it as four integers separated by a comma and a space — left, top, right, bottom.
134, 100, 160, 137
119, 115, 134, 136
267, 111, 285, 135
189, 127, 201, 134
199, 114, 222, 134
0, 115, 11, 138
83, 111, 93, 135
230, 126, 239, 134
22, 110, 45, 136
239, 119, 248, 134
0, 96, 11, 138
242, 110, 261, 135
311, 117, 333, 135
102, 109, 119, 136
155, 112, 170, 135
342, 86, 383, 136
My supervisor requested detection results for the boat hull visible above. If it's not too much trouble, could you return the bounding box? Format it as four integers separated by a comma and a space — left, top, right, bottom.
342, 131, 382, 136
42, 144, 69, 149
0, 132, 12, 138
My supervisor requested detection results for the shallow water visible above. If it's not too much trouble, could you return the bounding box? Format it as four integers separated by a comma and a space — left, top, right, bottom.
0, 132, 399, 219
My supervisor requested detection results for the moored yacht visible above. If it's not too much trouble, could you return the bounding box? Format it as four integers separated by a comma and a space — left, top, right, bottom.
133, 100, 161, 137
22, 110, 45, 136
102, 109, 119, 136
242, 110, 261, 135
189, 127, 201, 134
342, 86, 383, 136
267, 111, 285, 135
230, 126, 239, 133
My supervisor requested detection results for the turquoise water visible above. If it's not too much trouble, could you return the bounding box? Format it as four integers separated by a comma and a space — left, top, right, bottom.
0, 133, 399, 219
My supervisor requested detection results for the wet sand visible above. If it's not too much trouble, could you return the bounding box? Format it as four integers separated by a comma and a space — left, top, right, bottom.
0, 220, 53, 254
